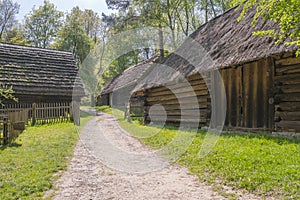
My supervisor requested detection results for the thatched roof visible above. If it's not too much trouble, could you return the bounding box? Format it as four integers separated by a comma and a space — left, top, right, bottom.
101, 55, 159, 95
134, 6, 298, 91
0, 43, 85, 97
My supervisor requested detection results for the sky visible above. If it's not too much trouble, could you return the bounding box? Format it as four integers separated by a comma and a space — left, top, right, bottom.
15, 0, 113, 21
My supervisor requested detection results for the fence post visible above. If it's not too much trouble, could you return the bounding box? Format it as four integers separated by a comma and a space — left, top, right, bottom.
32, 103, 36, 126
71, 101, 80, 126
3, 117, 8, 145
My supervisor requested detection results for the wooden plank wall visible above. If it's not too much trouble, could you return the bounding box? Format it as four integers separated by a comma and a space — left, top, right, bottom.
143, 73, 211, 127
219, 67, 241, 128
220, 59, 273, 131
274, 56, 300, 132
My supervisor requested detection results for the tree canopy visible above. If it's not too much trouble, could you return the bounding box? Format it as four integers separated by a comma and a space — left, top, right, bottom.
0, 0, 19, 41
24, 0, 63, 48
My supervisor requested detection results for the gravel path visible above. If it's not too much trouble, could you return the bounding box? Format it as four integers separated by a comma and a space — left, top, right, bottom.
50, 111, 261, 200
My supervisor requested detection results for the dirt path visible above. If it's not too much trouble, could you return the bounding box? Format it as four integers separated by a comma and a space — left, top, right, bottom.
50, 111, 256, 200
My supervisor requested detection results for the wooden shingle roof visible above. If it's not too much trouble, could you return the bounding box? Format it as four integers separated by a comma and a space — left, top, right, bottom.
101, 55, 159, 95
0, 43, 85, 97
134, 6, 298, 91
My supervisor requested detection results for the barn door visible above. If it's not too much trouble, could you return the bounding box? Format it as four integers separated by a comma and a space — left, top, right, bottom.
221, 59, 274, 130
241, 59, 274, 129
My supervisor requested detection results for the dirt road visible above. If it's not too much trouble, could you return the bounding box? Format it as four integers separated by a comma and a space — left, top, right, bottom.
50, 111, 236, 199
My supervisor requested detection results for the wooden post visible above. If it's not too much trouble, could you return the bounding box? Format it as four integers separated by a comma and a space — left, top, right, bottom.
70, 102, 73, 122
71, 101, 80, 126
32, 103, 36, 126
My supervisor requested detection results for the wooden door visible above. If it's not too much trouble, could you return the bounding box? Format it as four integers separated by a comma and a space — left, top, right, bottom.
241, 59, 274, 129
221, 59, 274, 130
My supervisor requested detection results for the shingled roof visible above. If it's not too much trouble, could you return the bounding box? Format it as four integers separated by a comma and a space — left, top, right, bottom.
101, 55, 159, 95
0, 43, 85, 97
133, 6, 298, 91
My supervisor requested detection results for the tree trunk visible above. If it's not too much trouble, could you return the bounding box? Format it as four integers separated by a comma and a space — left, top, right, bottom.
158, 25, 164, 61
91, 94, 95, 107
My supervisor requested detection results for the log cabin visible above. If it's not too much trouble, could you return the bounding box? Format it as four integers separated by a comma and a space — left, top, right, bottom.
130, 7, 300, 134
0, 43, 85, 111
98, 56, 158, 114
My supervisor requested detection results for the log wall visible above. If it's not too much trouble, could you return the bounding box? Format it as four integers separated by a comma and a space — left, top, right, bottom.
274, 56, 300, 132
142, 73, 211, 127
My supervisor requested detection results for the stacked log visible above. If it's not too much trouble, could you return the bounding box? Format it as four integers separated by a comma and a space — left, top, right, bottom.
274, 56, 300, 132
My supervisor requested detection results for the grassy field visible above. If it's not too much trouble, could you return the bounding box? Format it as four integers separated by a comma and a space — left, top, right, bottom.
96, 106, 300, 199
0, 111, 92, 200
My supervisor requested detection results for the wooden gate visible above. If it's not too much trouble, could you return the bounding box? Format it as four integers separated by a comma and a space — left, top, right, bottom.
221, 58, 274, 131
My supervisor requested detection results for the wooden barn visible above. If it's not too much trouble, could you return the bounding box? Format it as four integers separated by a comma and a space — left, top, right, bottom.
98, 56, 158, 112
130, 7, 299, 134
0, 43, 85, 124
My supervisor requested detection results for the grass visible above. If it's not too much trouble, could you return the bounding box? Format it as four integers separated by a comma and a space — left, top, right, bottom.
96, 106, 300, 199
0, 111, 93, 200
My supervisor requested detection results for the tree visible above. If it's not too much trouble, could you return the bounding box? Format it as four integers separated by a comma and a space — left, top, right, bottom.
232, 0, 300, 55
83, 9, 102, 43
3, 25, 28, 45
0, 0, 20, 40
53, 7, 95, 63
54, 7, 102, 106
24, 0, 63, 48
0, 83, 17, 105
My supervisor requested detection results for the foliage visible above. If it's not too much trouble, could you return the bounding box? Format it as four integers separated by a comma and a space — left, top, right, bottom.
95, 105, 113, 114
53, 7, 96, 63
0, 111, 93, 199
100, 0, 232, 85
24, 0, 63, 48
2, 25, 28, 45
0, 82, 17, 104
231, 0, 300, 56
99, 107, 300, 198
53, 7, 103, 105
0, 0, 19, 40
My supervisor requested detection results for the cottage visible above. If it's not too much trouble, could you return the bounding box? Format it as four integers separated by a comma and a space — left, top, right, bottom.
0, 43, 85, 124
98, 56, 158, 113
130, 7, 299, 134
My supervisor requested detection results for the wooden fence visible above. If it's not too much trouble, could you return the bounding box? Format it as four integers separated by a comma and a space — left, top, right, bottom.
0, 102, 80, 125
0, 115, 9, 145
0, 101, 80, 145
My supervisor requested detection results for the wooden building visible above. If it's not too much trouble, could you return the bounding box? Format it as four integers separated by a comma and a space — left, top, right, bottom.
0, 43, 85, 113
130, 7, 299, 133
98, 56, 158, 111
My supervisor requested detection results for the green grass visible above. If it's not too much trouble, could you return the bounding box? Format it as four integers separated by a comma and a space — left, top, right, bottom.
94, 105, 113, 115
96, 106, 300, 199
0, 111, 93, 200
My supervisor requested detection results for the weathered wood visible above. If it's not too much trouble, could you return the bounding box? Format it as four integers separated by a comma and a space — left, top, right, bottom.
274, 73, 300, 85
275, 120, 300, 132
275, 93, 300, 102
275, 57, 300, 66
275, 111, 300, 121
147, 96, 209, 106
252, 62, 258, 128
275, 102, 300, 112
276, 63, 300, 74
149, 80, 208, 94
148, 109, 209, 117
146, 116, 207, 123
146, 90, 209, 102
267, 57, 275, 130
147, 85, 208, 98
146, 103, 209, 111
277, 84, 300, 94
